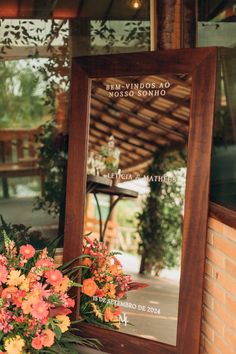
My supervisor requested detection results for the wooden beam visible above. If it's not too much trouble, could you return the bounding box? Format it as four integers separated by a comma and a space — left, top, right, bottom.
90, 102, 176, 145
90, 123, 155, 154
94, 83, 190, 125
91, 94, 187, 138
181, 0, 197, 48
33, 0, 58, 18
157, 0, 177, 49
90, 110, 165, 148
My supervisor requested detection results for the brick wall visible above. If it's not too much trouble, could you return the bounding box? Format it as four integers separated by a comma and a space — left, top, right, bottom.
201, 217, 236, 354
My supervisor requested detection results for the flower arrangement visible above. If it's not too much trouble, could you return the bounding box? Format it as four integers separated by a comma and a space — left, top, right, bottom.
80, 237, 146, 329
0, 232, 98, 354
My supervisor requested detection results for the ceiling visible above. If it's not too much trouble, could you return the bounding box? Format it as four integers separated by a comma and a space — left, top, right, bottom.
0, 0, 150, 20
89, 74, 191, 174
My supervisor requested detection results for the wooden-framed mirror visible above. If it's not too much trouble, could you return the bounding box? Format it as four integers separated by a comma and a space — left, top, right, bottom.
63, 48, 217, 354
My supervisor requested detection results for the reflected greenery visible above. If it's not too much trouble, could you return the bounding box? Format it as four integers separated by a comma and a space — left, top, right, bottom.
137, 150, 187, 276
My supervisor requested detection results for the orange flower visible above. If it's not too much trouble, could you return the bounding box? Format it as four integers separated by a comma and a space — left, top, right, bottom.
1, 286, 17, 299
19, 244, 35, 259
0, 265, 8, 285
45, 269, 63, 286
81, 278, 98, 297
36, 258, 54, 269
56, 315, 70, 333
82, 257, 92, 267
31, 301, 49, 320
32, 336, 43, 350
102, 283, 116, 298
42, 329, 55, 347
113, 306, 122, 316
110, 264, 120, 275
104, 306, 114, 322
54, 276, 70, 293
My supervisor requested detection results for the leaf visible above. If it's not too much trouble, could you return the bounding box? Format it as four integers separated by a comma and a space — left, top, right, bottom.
54, 325, 62, 340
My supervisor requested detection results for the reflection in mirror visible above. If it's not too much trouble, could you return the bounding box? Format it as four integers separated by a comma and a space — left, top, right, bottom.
81, 74, 192, 345
211, 50, 236, 209
0, 19, 69, 254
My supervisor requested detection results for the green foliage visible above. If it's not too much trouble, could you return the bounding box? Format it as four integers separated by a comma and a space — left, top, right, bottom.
91, 20, 150, 54
0, 215, 60, 252
137, 149, 187, 275
0, 61, 49, 128
34, 120, 67, 217
121, 21, 150, 48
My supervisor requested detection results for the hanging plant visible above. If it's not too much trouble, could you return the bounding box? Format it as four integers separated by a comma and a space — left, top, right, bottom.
137, 149, 187, 276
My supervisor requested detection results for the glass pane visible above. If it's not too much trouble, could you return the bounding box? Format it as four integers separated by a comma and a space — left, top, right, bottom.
81, 74, 191, 345
210, 49, 236, 209
0, 20, 70, 255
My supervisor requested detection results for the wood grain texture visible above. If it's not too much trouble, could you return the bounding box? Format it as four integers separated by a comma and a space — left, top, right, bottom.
209, 202, 236, 229
78, 323, 176, 354
65, 48, 218, 354
177, 49, 218, 354
63, 63, 90, 316
76, 48, 216, 78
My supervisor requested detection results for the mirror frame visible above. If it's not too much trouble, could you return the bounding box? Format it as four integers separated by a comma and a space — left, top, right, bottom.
63, 48, 217, 354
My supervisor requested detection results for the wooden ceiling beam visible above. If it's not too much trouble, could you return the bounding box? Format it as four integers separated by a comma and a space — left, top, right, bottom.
90, 112, 163, 149
33, 0, 58, 18
90, 123, 155, 155
91, 102, 174, 144
91, 94, 187, 138
94, 83, 189, 125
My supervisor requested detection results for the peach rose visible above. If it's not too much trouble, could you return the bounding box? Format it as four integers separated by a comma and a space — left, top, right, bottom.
32, 336, 43, 350
42, 329, 55, 347
81, 278, 98, 297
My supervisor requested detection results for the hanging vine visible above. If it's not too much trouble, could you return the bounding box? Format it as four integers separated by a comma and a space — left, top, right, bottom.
137, 149, 187, 276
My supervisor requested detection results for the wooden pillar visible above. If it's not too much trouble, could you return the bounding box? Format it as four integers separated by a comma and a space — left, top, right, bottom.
70, 19, 91, 57
157, 0, 178, 49
181, 0, 197, 48
0, 141, 9, 198
156, 0, 197, 49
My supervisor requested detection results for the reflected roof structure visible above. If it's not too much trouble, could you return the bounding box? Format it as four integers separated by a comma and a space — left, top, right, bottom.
90, 75, 191, 173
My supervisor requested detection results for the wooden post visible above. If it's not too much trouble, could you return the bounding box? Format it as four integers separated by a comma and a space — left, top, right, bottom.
157, 0, 177, 49
0, 141, 9, 198
181, 0, 197, 48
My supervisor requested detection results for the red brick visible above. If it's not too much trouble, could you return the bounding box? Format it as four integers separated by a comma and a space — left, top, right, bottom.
208, 218, 224, 233
225, 295, 236, 317
204, 337, 221, 354
214, 301, 236, 330
203, 306, 224, 335
225, 327, 236, 351
207, 229, 214, 246
205, 261, 213, 278
202, 319, 215, 341
213, 233, 236, 260
225, 258, 236, 279
223, 224, 236, 243
204, 276, 226, 303
217, 270, 236, 295
206, 245, 225, 269
203, 291, 214, 310
214, 333, 236, 354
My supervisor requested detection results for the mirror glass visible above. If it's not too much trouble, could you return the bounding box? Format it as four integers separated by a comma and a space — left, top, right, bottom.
81, 73, 192, 345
